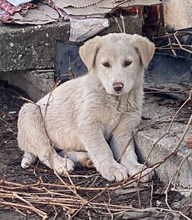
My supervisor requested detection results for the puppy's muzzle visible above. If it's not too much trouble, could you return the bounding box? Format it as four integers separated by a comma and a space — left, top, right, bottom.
113, 82, 124, 92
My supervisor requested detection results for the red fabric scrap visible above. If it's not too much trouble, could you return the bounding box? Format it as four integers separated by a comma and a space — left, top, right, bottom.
0, 0, 34, 15
128, 6, 143, 16
0, 8, 12, 21
44, 0, 69, 20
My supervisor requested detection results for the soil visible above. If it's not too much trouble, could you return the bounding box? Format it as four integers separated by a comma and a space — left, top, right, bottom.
0, 81, 191, 220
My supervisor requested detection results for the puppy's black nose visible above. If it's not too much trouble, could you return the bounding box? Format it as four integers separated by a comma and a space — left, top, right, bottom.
113, 82, 124, 92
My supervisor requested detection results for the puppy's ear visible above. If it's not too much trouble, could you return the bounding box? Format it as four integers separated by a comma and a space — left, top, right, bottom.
132, 35, 155, 69
79, 36, 101, 71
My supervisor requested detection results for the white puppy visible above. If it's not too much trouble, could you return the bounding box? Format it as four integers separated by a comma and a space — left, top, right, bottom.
18, 33, 155, 182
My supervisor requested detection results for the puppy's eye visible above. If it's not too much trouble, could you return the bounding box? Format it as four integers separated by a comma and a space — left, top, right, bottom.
102, 62, 110, 68
124, 60, 132, 67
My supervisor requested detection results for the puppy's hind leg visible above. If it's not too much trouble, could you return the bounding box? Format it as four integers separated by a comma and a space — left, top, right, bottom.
18, 103, 74, 175
60, 150, 93, 168
21, 152, 37, 168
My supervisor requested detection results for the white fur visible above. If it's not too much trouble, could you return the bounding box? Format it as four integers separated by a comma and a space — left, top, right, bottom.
17, 33, 155, 182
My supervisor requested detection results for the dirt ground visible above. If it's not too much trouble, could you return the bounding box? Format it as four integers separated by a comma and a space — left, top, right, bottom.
0, 81, 191, 220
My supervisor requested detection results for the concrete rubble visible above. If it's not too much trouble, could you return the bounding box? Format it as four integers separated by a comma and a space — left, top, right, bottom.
0, 22, 70, 71
137, 95, 192, 189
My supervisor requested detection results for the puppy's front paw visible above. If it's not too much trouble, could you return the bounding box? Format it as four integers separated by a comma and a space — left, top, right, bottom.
53, 157, 75, 175
128, 164, 154, 182
98, 161, 128, 182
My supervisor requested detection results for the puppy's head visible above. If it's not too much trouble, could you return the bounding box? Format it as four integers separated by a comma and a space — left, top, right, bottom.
79, 33, 155, 95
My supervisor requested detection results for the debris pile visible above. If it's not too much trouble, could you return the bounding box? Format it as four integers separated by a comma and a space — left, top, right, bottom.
0, 0, 161, 26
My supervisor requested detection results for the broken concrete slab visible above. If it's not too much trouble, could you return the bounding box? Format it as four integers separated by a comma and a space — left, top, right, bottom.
136, 94, 192, 189
100, 15, 142, 37
0, 70, 55, 101
0, 22, 70, 72
163, 0, 192, 30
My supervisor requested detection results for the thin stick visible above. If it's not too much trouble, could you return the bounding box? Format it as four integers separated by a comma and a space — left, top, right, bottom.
54, 171, 89, 206
150, 180, 154, 207
120, 15, 126, 33
114, 16, 123, 33
168, 34, 177, 56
